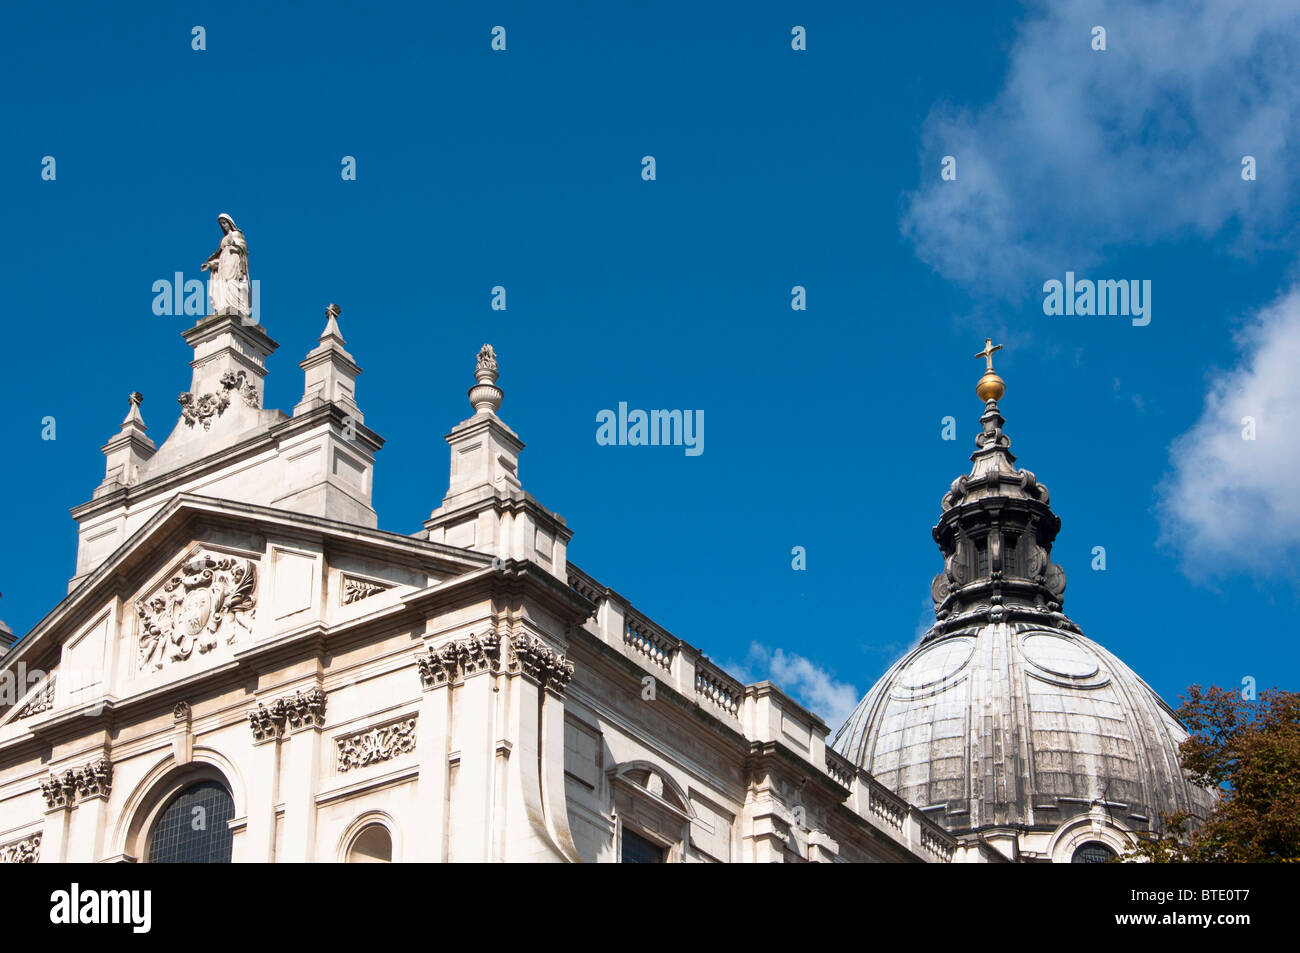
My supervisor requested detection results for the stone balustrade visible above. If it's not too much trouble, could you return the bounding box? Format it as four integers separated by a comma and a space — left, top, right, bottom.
622, 613, 676, 670
564, 562, 956, 862
694, 659, 743, 718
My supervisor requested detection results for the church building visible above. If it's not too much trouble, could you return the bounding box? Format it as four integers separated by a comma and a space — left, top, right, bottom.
0, 220, 1209, 863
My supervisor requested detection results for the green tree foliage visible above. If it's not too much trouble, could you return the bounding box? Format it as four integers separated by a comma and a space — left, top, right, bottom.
1126, 686, 1299, 862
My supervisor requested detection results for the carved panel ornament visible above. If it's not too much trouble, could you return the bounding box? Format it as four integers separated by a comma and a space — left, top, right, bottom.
417, 630, 572, 692
16, 678, 55, 719
341, 576, 392, 605
0, 834, 41, 863
178, 370, 260, 430
247, 687, 327, 742
40, 759, 112, 809
137, 552, 257, 673
336, 717, 417, 773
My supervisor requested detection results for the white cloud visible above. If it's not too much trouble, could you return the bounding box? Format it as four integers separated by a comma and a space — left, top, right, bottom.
733, 642, 861, 731
914, 593, 936, 642
1158, 279, 1300, 578
902, 1, 1300, 295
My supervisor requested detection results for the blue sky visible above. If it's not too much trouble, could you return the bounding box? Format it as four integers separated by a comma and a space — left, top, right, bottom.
2, 1, 1297, 728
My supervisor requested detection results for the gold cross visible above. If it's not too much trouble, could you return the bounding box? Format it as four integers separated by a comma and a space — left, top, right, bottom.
974, 338, 1002, 372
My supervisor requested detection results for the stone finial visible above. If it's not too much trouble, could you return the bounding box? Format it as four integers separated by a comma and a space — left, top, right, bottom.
468, 344, 504, 415
320, 303, 345, 345
125, 391, 145, 425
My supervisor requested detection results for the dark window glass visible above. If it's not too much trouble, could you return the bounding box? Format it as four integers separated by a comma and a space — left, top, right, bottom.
346, 824, 392, 863
1004, 534, 1018, 574
1071, 842, 1116, 864
147, 780, 234, 863
621, 828, 666, 863
975, 537, 988, 577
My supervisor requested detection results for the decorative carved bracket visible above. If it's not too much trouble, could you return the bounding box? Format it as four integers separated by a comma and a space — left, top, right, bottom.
40, 758, 112, 809
417, 631, 503, 689
509, 633, 574, 692
416, 630, 573, 693
247, 687, 326, 742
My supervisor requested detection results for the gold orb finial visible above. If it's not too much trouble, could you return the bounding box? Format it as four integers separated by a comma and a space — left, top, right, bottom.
974, 338, 1005, 402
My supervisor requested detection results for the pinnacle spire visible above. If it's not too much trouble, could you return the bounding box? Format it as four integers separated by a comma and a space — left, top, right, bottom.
294, 303, 363, 421
121, 391, 147, 432
318, 302, 346, 347
95, 392, 157, 497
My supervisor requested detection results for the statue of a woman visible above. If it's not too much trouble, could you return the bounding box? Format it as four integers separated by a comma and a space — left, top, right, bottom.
201, 213, 250, 316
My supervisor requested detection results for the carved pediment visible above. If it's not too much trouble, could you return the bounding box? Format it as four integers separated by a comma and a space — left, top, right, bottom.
135, 549, 258, 674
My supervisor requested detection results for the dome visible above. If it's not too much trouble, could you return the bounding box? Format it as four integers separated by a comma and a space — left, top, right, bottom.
833, 620, 1215, 836
832, 341, 1214, 856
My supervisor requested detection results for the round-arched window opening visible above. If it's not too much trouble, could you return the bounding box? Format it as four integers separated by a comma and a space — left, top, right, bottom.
346, 824, 392, 863
146, 780, 234, 863
1071, 841, 1116, 864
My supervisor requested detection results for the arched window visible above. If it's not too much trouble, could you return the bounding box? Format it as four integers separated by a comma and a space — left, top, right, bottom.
345, 824, 392, 863
146, 780, 234, 863
1071, 841, 1116, 864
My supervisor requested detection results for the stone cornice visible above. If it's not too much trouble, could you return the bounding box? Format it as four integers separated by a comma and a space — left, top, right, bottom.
70, 403, 382, 522
403, 558, 592, 630
0, 579, 500, 754
424, 490, 574, 546
1, 494, 491, 681
417, 629, 573, 693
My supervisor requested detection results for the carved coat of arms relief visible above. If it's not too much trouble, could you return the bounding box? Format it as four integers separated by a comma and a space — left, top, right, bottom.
136, 552, 258, 673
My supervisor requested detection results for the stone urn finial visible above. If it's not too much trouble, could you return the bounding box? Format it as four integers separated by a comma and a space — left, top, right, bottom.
469, 344, 503, 414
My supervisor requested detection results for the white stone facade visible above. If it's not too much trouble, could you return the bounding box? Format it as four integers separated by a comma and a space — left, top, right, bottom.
0, 299, 959, 864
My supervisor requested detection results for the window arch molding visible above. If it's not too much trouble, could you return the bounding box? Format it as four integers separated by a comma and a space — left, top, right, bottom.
114, 749, 244, 862
1045, 814, 1135, 864
338, 811, 401, 863
608, 760, 694, 862
609, 760, 694, 818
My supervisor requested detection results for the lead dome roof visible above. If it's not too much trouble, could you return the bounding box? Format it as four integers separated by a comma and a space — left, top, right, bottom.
832, 620, 1215, 833
832, 344, 1214, 835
